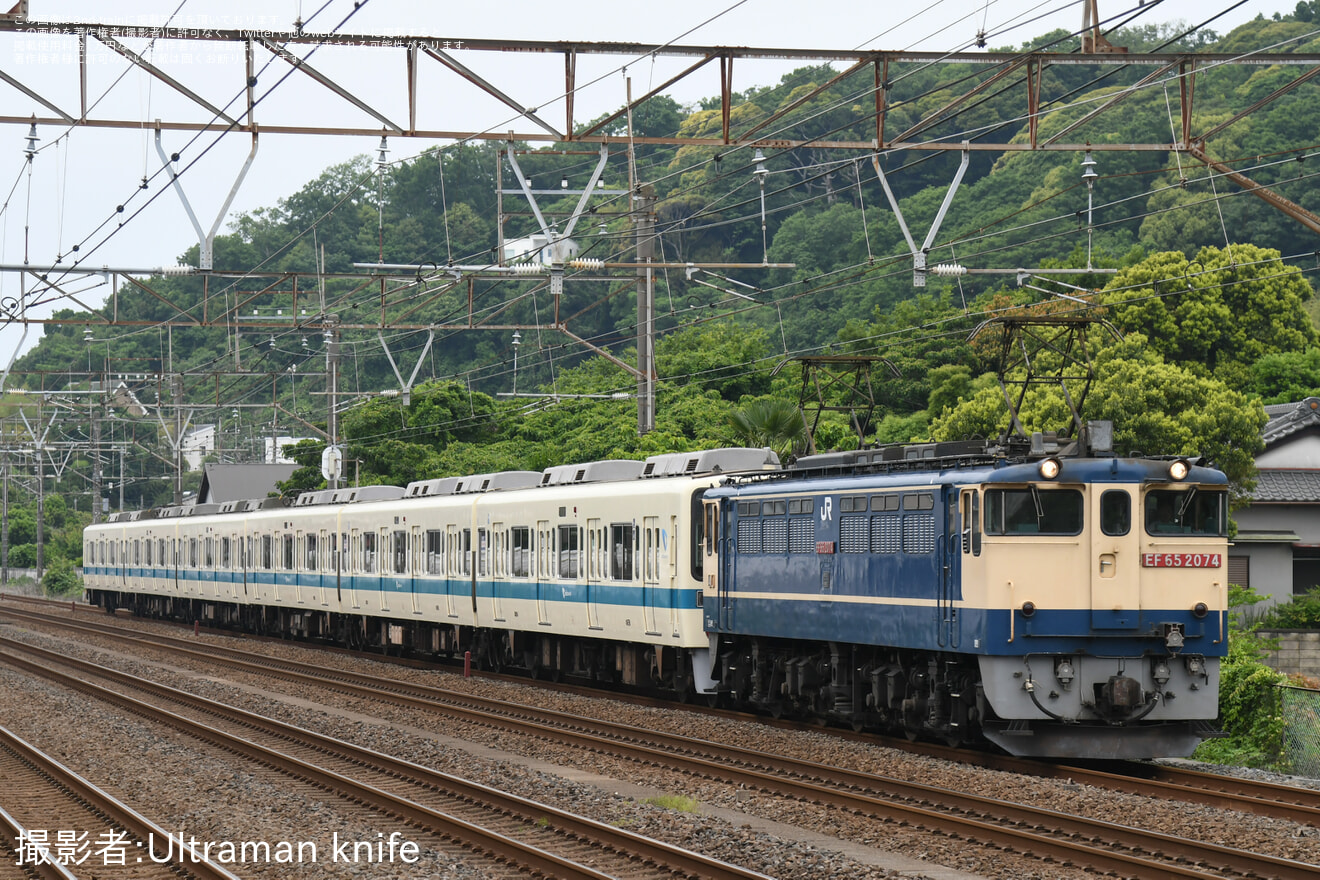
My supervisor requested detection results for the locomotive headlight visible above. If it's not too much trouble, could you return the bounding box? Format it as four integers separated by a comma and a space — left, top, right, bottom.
1193, 602, 1209, 619
1168, 459, 1190, 481
1038, 458, 1061, 480
1020, 601, 1036, 618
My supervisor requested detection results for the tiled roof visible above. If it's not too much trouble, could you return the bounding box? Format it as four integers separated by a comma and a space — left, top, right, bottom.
1252, 469, 1320, 503
1263, 397, 1320, 446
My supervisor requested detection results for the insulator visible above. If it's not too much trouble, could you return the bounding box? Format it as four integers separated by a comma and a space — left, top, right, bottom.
511, 263, 545, 275
159, 264, 195, 276
569, 258, 603, 270
931, 263, 967, 277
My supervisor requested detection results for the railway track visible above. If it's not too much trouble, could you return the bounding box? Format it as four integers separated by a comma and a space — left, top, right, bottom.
3, 603, 1318, 878
7, 599, 1320, 824
0, 635, 769, 880
0, 724, 241, 880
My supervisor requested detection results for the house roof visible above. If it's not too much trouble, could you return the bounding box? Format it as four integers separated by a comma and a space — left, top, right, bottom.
197, 463, 299, 504
1263, 397, 1320, 446
1251, 469, 1320, 503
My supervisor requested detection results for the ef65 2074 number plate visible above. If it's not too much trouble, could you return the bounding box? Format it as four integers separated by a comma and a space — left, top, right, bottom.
1141, 553, 1222, 568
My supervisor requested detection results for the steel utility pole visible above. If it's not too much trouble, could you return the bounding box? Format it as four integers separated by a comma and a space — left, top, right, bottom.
634, 184, 656, 435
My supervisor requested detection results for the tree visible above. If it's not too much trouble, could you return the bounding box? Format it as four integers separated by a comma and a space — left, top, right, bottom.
728, 398, 808, 460
931, 334, 1266, 493
1100, 245, 1318, 382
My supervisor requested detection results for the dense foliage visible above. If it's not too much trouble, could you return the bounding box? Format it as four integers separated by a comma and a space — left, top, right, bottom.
1193, 587, 1288, 768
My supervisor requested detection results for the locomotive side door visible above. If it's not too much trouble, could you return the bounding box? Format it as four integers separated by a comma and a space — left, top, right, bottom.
1091, 487, 1141, 629
938, 487, 960, 648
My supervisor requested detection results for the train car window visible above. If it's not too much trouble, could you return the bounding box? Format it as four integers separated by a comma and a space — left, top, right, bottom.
738, 501, 760, 517
984, 488, 1083, 536
282, 535, 295, 570
903, 493, 935, 511
840, 495, 868, 513
460, 529, 472, 576
1101, 490, 1131, 536
510, 527, 531, 577
558, 525, 580, 578
393, 530, 408, 574
340, 532, 349, 572
144, 540, 153, 567
424, 530, 443, 574
221, 537, 231, 569
205, 537, 214, 568
972, 492, 981, 555
1144, 489, 1226, 536
764, 500, 787, 515
960, 492, 972, 555
304, 534, 316, 569
872, 495, 900, 512
189, 538, 199, 568
362, 532, 377, 573
610, 524, 635, 580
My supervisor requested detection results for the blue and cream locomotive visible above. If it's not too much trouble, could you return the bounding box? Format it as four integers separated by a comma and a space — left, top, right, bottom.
84, 424, 1228, 759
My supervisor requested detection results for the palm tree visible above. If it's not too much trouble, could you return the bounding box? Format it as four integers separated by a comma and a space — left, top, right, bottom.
729, 398, 808, 460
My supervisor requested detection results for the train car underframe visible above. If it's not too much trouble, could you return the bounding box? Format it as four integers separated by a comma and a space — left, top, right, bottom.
85, 588, 1213, 757
703, 636, 986, 745
87, 589, 698, 694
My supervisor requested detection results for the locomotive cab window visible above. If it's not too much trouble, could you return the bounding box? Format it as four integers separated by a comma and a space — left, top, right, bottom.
985, 487, 1083, 536
1101, 490, 1131, 536
1145, 488, 1226, 537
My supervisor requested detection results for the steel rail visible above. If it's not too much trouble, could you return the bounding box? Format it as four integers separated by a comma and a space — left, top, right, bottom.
3, 611, 1315, 879
12, 597, 1320, 826
0, 725, 242, 880
0, 638, 769, 880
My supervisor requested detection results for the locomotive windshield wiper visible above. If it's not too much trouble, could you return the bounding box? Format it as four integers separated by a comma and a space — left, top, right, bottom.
1177, 486, 1197, 522
1030, 484, 1044, 523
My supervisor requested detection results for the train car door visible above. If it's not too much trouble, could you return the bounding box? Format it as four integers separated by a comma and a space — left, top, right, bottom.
1091, 487, 1140, 629
294, 530, 306, 604
348, 529, 362, 609
410, 525, 422, 615
643, 515, 661, 635
319, 528, 331, 607
586, 518, 603, 629
700, 500, 724, 630
378, 527, 393, 611
666, 514, 679, 636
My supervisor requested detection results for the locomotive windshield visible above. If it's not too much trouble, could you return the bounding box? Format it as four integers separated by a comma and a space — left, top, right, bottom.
984, 488, 1083, 536
1144, 488, 1226, 537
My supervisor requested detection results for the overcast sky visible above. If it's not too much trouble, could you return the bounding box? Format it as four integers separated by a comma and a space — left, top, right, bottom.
0, 1, 1291, 368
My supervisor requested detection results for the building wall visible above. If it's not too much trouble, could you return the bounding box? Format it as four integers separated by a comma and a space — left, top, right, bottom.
1235, 503, 1320, 544
1230, 543, 1297, 606
1261, 630, 1320, 682
1258, 435, 1320, 468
